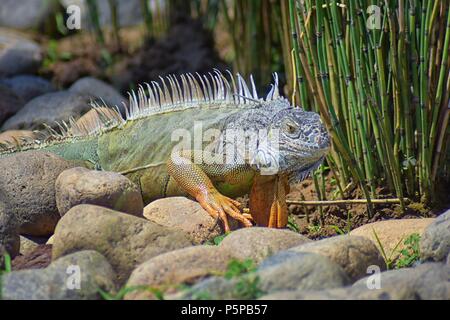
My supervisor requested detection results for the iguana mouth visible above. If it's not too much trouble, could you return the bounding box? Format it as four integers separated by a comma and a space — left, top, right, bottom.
289, 156, 325, 183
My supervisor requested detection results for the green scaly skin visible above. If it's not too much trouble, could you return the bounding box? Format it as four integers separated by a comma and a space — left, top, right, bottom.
0, 72, 330, 230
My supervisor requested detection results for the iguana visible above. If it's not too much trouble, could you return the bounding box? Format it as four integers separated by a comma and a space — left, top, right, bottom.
0, 71, 330, 231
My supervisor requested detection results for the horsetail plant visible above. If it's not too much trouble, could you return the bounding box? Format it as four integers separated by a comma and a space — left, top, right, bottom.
282, 0, 449, 212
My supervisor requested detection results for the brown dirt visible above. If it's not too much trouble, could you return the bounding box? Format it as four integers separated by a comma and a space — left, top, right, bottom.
286, 177, 445, 240
12, 244, 52, 271
39, 14, 227, 92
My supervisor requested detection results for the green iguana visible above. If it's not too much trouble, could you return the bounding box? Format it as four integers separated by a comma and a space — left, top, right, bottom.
0, 71, 330, 231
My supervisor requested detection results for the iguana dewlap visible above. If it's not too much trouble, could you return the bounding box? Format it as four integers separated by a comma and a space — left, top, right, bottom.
0, 71, 330, 231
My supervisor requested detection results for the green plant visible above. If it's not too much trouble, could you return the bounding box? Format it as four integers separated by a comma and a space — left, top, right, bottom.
372, 229, 404, 270
233, 275, 263, 300
307, 223, 322, 234
224, 259, 256, 279
282, 0, 450, 211
205, 232, 229, 246
330, 212, 353, 235
395, 233, 421, 269
287, 215, 300, 232
98, 285, 165, 300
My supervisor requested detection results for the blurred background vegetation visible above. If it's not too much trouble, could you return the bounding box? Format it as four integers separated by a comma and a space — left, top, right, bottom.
2, 0, 449, 215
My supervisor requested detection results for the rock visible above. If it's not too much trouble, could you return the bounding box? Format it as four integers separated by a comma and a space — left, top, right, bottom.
176, 276, 239, 300
0, 85, 23, 125
1, 91, 91, 131
1, 250, 116, 300
0, 75, 55, 102
19, 235, 47, 256
447, 253, 450, 266
0, 1, 56, 29
143, 197, 224, 245
258, 286, 404, 300
219, 227, 311, 264
0, 130, 37, 146
52, 204, 192, 284
46, 235, 54, 245
288, 235, 385, 282
0, 151, 77, 236
125, 246, 233, 300
350, 218, 434, 261
61, 0, 148, 28
69, 77, 126, 112
12, 244, 52, 271
420, 209, 450, 262
55, 167, 143, 217
0, 29, 42, 77
0, 191, 19, 258
256, 251, 350, 293
352, 262, 450, 300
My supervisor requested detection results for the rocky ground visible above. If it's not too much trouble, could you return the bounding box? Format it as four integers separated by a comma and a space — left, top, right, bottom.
0, 2, 449, 301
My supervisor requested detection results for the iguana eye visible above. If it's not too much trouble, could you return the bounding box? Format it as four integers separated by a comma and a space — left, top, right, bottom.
284, 122, 298, 135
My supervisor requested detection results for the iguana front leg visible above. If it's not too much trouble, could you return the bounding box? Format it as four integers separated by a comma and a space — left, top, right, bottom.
249, 174, 290, 228
167, 150, 253, 232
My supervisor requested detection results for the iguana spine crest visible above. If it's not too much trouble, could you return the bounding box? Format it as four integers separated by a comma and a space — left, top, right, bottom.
0, 70, 283, 155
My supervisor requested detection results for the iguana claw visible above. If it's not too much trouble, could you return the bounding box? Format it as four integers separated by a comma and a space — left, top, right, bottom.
196, 190, 253, 232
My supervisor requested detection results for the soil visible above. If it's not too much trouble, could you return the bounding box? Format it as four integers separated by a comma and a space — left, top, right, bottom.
39, 14, 227, 92
12, 244, 52, 271
286, 176, 447, 239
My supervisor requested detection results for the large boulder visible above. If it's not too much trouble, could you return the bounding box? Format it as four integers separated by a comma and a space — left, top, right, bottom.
1, 250, 116, 300
420, 209, 450, 262
0, 85, 23, 125
52, 204, 192, 284
55, 167, 144, 217
0, 191, 19, 259
288, 235, 385, 282
0, 29, 42, 77
125, 246, 234, 300
0, 75, 55, 103
69, 77, 126, 112
256, 251, 350, 294
143, 197, 224, 245
218, 227, 311, 264
0, 1, 56, 29
352, 262, 450, 300
0, 151, 77, 236
1, 91, 91, 131
350, 218, 434, 261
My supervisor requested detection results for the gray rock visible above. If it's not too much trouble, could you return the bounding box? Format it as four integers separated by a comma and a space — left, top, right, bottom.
256, 251, 350, 293
143, 197, 226, 245
353, 262, 450, 300
0, 29, 42, 77
219, 227, 311, 264
176, 276, 239, 300
1, 91, 91, 131
288, 235, 386, 282
125, 246, 234, 300
52, 204, 192, 284
19, 235, 47, 256
258, 287, 398, 300
0, 75, 55, 103
420, 209, 450, 262
0, 1, 56, 29
0, 191, 19, 259
69, 77, 126, 111
447, 253, 450, 266
1, 250, 116, 300
0, 85, 23, 125
0, 151, 77, 236
55, 167, 144, 217
61, 0, 148, 28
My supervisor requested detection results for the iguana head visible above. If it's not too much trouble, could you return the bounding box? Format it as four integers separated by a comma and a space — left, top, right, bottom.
249, 98, 330, 181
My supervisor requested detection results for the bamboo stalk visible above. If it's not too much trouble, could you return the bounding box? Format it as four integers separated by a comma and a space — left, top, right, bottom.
287, 198, 409, 206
